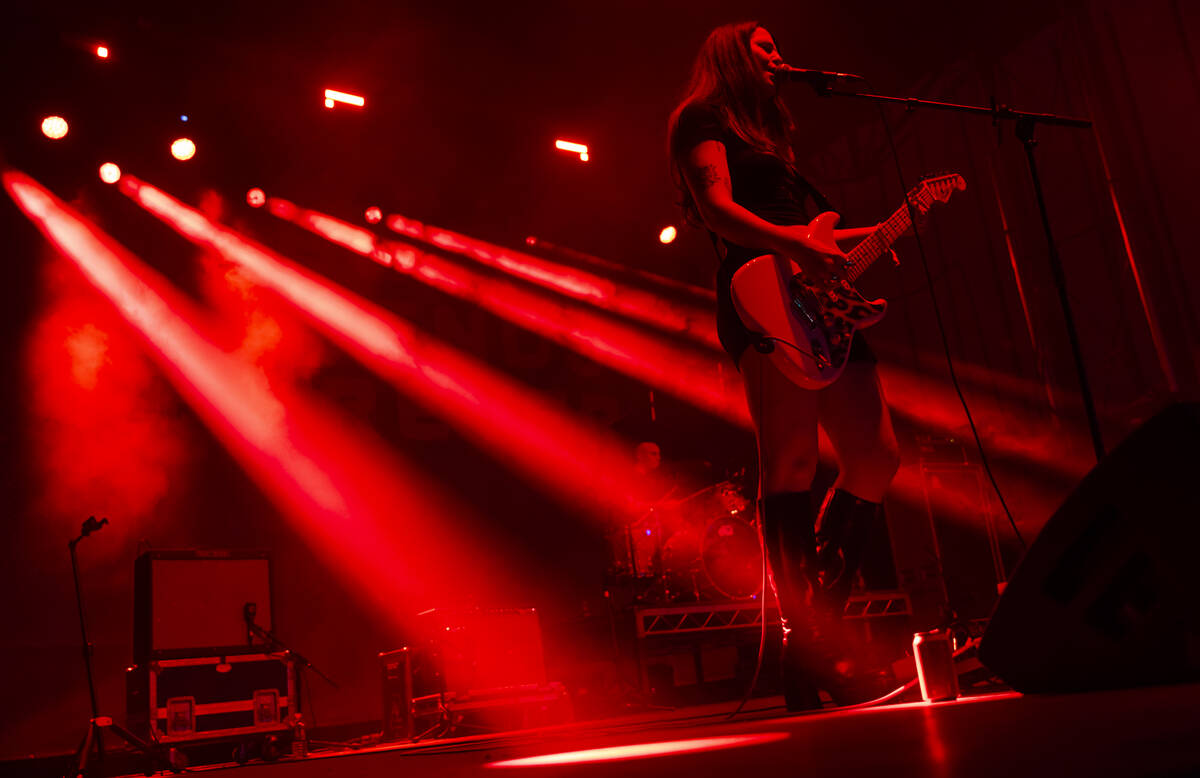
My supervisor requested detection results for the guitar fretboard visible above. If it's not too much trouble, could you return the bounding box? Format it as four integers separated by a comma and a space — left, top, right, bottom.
845, 188, 934, 282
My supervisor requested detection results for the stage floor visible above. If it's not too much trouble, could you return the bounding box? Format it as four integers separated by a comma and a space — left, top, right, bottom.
172, 683, 1200, 778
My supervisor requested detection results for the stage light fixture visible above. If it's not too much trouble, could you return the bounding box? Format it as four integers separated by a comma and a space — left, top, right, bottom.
180, 115, 189, 122
246, 188, 266, 207
659, 226, 677, 244
170, 138, 196, 161
95, 45, 109, 59
365, 206, 382, 224
555, 139, 588, 161
323, 89, 365, 109
98, 163, 121, 184
41, 116, 69, 140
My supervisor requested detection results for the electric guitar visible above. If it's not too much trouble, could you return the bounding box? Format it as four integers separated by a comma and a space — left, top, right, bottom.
730, 173, 966, 389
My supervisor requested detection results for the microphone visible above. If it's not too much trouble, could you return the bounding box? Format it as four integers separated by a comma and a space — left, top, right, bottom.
80, 516, 109, 537
243, 602, 257, 645
69, 516, 109, 549
777, 65, 865, 89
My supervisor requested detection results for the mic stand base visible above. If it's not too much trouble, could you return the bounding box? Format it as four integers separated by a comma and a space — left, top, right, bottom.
73, 716, 180, 778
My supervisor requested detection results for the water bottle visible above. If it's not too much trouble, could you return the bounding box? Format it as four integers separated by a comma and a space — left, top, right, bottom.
291, 716, 307, 758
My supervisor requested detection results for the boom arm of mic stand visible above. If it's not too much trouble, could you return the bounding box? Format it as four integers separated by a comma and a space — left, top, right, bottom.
810, 88, 1092, 129
809, 85, 1104, 463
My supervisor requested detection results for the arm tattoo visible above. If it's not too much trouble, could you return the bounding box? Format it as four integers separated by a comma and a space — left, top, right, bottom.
698, 164, 724, 190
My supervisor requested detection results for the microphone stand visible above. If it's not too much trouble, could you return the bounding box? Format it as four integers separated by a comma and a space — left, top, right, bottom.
242, 613, 338, 752
69, 517, 172, 777
243, 609, 338, 696
806, 85, 1105, 463
244, 616, 340, 690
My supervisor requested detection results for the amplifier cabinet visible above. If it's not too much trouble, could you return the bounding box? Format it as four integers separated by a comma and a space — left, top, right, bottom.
134, 549, 274, 662
126, 652, 296, 744
379, 648, 413, 742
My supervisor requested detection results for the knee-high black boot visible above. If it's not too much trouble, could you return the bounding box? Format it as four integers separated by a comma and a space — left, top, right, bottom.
760, 491, 822, 711
814, 489, 894, 613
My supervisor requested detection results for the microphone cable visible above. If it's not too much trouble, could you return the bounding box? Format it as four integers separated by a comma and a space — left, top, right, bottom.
861, 78, 1026, 553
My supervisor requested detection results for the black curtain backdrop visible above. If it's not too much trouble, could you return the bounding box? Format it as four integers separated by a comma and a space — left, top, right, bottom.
1, 0, 1196, 759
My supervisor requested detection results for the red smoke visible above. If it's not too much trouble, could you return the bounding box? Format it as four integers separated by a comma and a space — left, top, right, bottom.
25, 250, 192, 536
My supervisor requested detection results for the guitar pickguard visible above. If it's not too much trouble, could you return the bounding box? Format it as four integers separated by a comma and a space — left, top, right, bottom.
787, 275, 885, 370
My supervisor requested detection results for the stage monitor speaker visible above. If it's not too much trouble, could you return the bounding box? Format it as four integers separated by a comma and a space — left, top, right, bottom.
134, 549, 272, 661
978, 403, 1200, 693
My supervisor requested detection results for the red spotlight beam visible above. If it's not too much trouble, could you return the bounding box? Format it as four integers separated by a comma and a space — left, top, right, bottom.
121, 177, 649, 523
263, 198, 1060, 534
277, 195, 1089, 516
524, 234, 716, 305
5, 169, 512, 625
385, 213, 722, 351
878, 360, 1093, 482
270, 198, 750, 428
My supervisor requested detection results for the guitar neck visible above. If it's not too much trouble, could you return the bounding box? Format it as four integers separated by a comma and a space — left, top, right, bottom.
845, 202, 916, 283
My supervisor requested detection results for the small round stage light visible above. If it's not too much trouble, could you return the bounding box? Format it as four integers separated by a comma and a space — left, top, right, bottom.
324, 98, 335, 109
579, 152, 590, 162
95, 45, 109, 59
365, 206, 382, 224
180, 115, 189, 122
171, 138, 196, 161
98, 163, 121, 184
659, 226, 677, 244
41, 116, 69, 140
246, 188, 266, 207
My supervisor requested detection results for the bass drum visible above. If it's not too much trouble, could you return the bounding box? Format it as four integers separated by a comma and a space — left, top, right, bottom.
700, 515, 763, 600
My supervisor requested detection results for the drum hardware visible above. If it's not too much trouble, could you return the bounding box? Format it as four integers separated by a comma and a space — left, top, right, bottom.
608, 479, 762, 604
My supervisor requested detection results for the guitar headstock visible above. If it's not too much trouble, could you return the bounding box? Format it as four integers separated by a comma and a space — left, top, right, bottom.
906, 173, 967, 211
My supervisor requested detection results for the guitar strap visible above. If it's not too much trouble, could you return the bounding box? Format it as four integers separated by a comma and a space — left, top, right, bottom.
706, 230, 728, 262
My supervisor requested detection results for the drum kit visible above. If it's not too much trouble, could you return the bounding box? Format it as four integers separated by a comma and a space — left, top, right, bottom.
608, 477, 763, 603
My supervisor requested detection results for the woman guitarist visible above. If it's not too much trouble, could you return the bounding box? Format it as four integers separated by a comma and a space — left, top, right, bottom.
668, 21, 900, 710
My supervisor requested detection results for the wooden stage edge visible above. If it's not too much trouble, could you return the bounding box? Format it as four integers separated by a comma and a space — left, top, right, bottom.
163, 683, 1199, 777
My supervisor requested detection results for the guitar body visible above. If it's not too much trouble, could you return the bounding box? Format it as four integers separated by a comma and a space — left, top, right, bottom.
728, 174, 965, 389
730, 212, 887, 390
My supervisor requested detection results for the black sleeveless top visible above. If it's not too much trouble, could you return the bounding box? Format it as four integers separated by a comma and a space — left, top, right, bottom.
672, 102, 874, 366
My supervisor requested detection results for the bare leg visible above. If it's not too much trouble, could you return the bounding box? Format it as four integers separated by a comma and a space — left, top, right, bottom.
739, 347, 820, 496
817, 361, 900, 502
739, 348, 827, 710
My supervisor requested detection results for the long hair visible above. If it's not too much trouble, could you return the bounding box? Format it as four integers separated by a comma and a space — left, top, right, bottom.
667, 21, 796, 226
